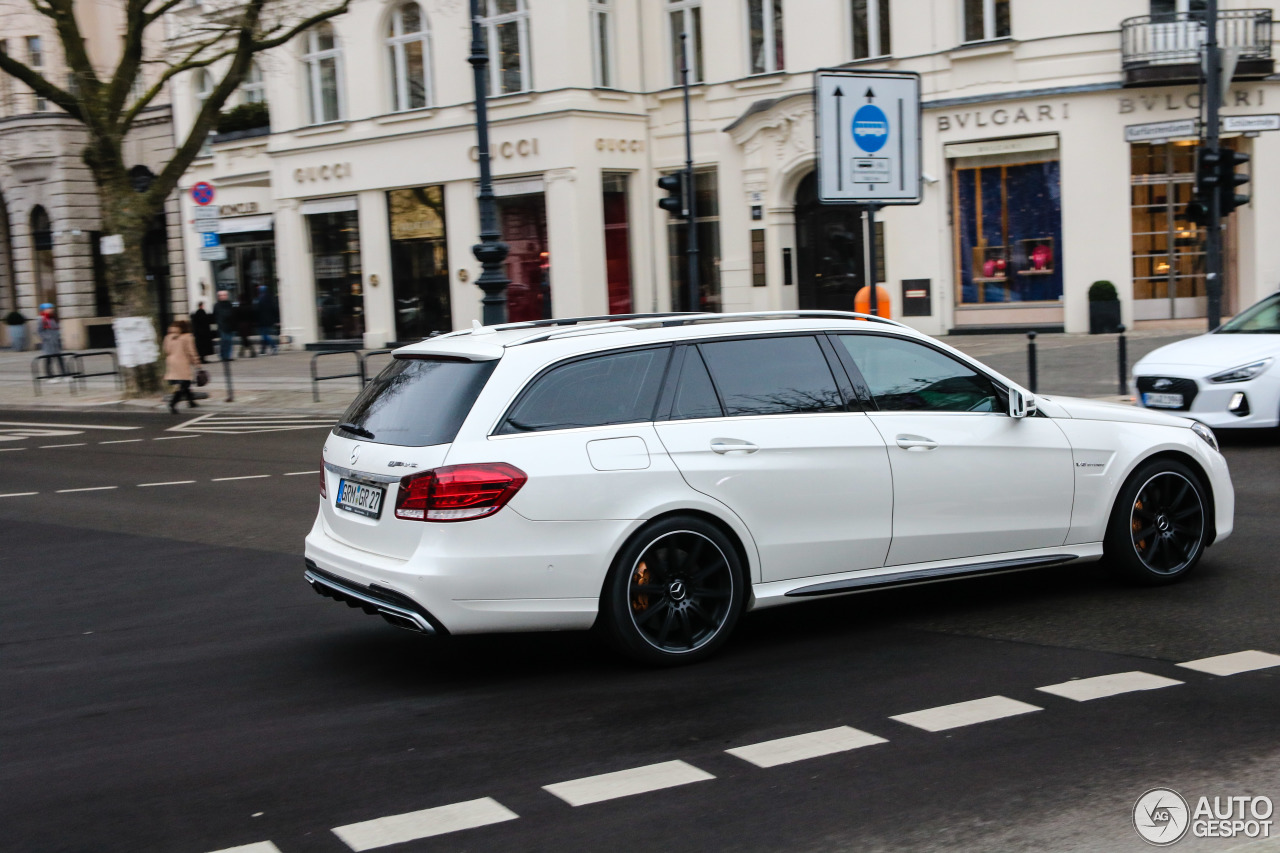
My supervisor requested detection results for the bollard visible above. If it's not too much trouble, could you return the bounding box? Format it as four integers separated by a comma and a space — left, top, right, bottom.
1026, 330, 1038, 394
222, 357, 234, 403
1117, 324, 1128, 397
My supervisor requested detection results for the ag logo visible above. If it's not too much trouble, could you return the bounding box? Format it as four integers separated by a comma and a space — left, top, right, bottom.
1134, 788, 1190, 846
1153, 378, 1173, 390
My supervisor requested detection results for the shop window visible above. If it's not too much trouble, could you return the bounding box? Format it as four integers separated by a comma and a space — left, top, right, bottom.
591, 0, 614, 88
481, 0, 530, 95
387, 2, 431, 112
602, 173, 632, 314
963, 0, 1010, 42
852, 0, 891, 59
497, 192, 549, 322
667, 168, 721, 312
303, 23, 343, 124
954, 160, 1062, 305
668, 0, 704, 84
307, 208, 363, 340
747, 0, 784, 75
387, 186, 451, 341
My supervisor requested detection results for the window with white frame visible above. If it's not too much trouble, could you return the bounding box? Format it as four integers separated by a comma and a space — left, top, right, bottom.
387, 2, 431, 111
194, 69, 213, 113
852, 0, 891, 59
668, 0, 704, 84
481, 0, 530, 95
26, 36, 47, 112
747, 0, 784, 75
241, 61, 266, 104
303, 23, 343, 123
963, 0, 1010, 42
590, 0, 614, 88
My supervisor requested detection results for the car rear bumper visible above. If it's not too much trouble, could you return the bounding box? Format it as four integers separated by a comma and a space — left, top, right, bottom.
304, 562, 444, 635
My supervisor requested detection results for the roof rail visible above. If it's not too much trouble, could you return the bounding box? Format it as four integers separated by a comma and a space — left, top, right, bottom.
431, 312, 702, 340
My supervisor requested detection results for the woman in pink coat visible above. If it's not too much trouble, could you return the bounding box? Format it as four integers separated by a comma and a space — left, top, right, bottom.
163, 319, 201, 413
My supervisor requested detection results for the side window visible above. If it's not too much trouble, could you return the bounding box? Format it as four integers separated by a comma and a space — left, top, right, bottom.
670, 347, 723, 420
837, 334, 1004, 413
699, 336, 845, 417
498, 348, 669, 433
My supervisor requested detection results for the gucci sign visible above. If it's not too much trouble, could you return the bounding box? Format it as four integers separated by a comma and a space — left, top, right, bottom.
294, 163, 352, 182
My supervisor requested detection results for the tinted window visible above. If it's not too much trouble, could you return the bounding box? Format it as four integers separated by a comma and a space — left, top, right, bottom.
499, 348, 669, 434
699, 336, 845, 417
838, 335, 1003, 412
337, 357, 496, 447
670, 348, 723, 420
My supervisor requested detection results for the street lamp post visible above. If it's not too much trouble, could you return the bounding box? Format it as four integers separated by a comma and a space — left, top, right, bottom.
468, 0, 509, 326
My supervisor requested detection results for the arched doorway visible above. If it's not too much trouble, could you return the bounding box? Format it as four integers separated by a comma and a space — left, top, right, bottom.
30, 206, 56, 308
794, 171, 866, 311
0, 190, 14, 312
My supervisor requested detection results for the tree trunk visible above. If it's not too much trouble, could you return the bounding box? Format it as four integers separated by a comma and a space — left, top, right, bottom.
98, 176, 164, 395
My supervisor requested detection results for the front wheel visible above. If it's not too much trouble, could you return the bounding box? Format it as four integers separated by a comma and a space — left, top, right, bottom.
601, 516, 745, 666
1104, 459, 1209, 585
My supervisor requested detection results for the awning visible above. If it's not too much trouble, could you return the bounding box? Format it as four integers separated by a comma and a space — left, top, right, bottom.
218, 214, 273, 234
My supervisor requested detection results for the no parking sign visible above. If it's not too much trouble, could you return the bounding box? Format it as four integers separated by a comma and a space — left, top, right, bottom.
191, 181, 216, 206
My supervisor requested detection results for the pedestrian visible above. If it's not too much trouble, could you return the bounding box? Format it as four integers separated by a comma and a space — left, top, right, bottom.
254, 285, 278, 354
236, 298, 257, 358
212, 289, 236, 362
191, 300, 214, 363
162, 319, 201, 413
38, 303, 66, 380
5, 307, 27, 352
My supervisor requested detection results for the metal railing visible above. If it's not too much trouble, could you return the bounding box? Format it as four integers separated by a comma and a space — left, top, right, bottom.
310, 350, 364, 403
1122, 9, 1272, 70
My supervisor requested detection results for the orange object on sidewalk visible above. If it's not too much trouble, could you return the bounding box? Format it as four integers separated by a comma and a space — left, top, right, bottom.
854, 284, 892, 318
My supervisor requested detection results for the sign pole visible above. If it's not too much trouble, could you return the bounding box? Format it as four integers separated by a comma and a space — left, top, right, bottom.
866, 205, 879, 317
1204, 0, 1223, 331
680, 32, 699, 313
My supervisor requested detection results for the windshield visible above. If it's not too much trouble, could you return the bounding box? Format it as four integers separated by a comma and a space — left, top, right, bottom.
336, 357, 496, 447
1217, 293, 1280, 334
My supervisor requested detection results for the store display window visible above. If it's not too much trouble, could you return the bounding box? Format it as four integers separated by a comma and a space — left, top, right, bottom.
387, 186, 451, 341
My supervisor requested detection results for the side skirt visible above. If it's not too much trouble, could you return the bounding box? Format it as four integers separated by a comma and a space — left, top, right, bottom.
781, 553, 1086, 599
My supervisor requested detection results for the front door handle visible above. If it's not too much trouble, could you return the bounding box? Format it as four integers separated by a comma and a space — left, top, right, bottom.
710, 439, 759, 455
895, 434, 938, 451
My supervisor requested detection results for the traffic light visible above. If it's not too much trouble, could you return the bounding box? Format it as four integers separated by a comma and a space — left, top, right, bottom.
1195, 146, 1222, 202
657, 172, 685, 217
1217, 149, 1250, 216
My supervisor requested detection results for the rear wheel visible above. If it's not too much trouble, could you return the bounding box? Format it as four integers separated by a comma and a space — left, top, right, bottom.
602, 516, 745, 665
1104, 459, 1208, 585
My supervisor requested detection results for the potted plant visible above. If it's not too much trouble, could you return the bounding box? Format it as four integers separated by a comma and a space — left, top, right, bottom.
1088, 280, 1121, 334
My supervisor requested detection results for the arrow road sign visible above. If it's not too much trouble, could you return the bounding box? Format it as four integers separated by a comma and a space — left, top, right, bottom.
816, 70, 921, 204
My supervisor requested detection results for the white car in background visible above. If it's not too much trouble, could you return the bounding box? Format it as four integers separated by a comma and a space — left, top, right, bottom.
1133, 291, 1280, 428
304, 311, 1233, 665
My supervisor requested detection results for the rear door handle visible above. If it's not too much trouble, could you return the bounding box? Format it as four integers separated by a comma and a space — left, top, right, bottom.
710, 439, 759, 454
895, 434, 938, 451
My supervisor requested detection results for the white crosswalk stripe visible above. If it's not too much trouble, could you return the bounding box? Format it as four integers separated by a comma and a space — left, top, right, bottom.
171, 413, 335, 434
206, 843, 282, 853
1037, 671, 1182, 701
891, 696, 1042, 732
727, 725, 888, 768
1178, 650, 1280, 676
544, 760, 714, 807
331, 797, 518, 851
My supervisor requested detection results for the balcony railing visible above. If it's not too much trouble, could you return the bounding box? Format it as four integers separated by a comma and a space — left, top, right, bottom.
1121, 9, 1273, 86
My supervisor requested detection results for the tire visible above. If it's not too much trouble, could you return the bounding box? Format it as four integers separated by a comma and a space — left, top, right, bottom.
1104, 458, 1209, 585
601, 516, 746, 666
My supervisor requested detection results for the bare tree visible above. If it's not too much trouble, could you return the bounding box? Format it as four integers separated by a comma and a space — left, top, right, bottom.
0, 0, 349, 390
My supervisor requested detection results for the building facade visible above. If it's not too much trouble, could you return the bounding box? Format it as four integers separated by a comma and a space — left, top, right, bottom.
0, 3, 187, 350
171, 0, 1280, 345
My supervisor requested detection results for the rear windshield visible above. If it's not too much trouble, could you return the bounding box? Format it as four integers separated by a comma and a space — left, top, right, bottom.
335, 357, 496, 447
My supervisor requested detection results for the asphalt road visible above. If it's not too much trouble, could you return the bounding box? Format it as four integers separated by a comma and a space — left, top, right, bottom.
1, 409, 1278, 853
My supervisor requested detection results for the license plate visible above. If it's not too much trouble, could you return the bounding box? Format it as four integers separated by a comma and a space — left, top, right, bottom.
1143, 392, 1184, 409
336, 478, 384, 519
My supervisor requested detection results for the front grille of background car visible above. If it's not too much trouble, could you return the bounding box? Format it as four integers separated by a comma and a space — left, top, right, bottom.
1135, 376, 1198, 411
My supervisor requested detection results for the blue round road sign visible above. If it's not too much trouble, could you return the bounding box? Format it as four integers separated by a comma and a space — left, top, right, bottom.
191, 181, 215, 206
852, 104, 889, 153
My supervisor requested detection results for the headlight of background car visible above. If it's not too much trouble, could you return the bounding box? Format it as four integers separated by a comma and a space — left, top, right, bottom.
1208, 357, 1273, 383
1191, 421, 1220, 452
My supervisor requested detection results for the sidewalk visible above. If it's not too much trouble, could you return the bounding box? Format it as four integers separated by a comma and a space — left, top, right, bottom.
0, 326, 1201, 416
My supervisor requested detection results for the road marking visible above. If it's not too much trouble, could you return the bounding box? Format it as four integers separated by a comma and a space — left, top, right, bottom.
40, 443, 86, 449
0, 420, 139, 430
727, 726, 888, 768
0, 492, 38, 498
100, 439, 144, 445
137, 480, 197, 487
1178, 650, 1280, 676
171, 413, 336, 434
284, 470, 321, 476
890, 696, 1042, 732
154, 435, 199, 441
331, 798, 518, 851
543, 760, 714, 807
1037, 671, 1182, 702
0, 447, 26, 452
207, 843, 283, 853
212, 475, 271, 482
56, 486, 119, 494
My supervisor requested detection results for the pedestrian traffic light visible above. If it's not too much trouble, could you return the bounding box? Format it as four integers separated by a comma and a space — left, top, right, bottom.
1217, 149, 1250, 216
1195, 146, 1222, 202
657, 172, 684, 217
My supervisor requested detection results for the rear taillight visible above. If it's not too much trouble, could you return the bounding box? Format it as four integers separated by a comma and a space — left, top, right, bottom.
320, 458, 327, 499
394, 463, 527, 522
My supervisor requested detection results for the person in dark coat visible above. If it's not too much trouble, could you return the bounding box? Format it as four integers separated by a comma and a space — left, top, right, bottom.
190, 301, 214, 363
235, 298, 257, 358
212, 289, 236, 361
254, 285, 278, 354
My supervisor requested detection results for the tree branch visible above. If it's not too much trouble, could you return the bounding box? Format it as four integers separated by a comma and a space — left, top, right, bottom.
119, 33, 233, 132
0, 47, 83, 121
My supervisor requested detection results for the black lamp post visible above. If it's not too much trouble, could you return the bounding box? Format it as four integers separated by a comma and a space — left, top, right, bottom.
468, 0, 509, 325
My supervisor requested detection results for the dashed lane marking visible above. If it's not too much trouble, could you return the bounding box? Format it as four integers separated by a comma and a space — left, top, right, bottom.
207, 843, 283, 853
0, 492, 38, 498
284, 470, 320, 476
56, 486, 119, 494
1037, 671, 1183, 702
212, 475, 271, 482
154, 435, 200, 441
0, 447, 26, 452
727, 725, 888, 768
543, 760, 715, 807
0, 420, 139, 430
39, 443, 86, 449
99, 439, 144, 445
890, 696, 1042, 733
331, 798, 519, 852
137, 480, 197, 488
1178, 650, 1280, 676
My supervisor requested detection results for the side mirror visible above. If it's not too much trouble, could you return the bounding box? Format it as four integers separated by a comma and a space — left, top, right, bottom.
1008, 388, 1037, 419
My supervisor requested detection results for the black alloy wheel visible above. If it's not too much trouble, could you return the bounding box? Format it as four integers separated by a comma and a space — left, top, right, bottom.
602, 517, 745, 665
1105, 459, 1208, 585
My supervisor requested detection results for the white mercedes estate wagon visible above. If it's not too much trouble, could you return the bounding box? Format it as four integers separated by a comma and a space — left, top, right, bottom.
304, 312, 1234, 664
